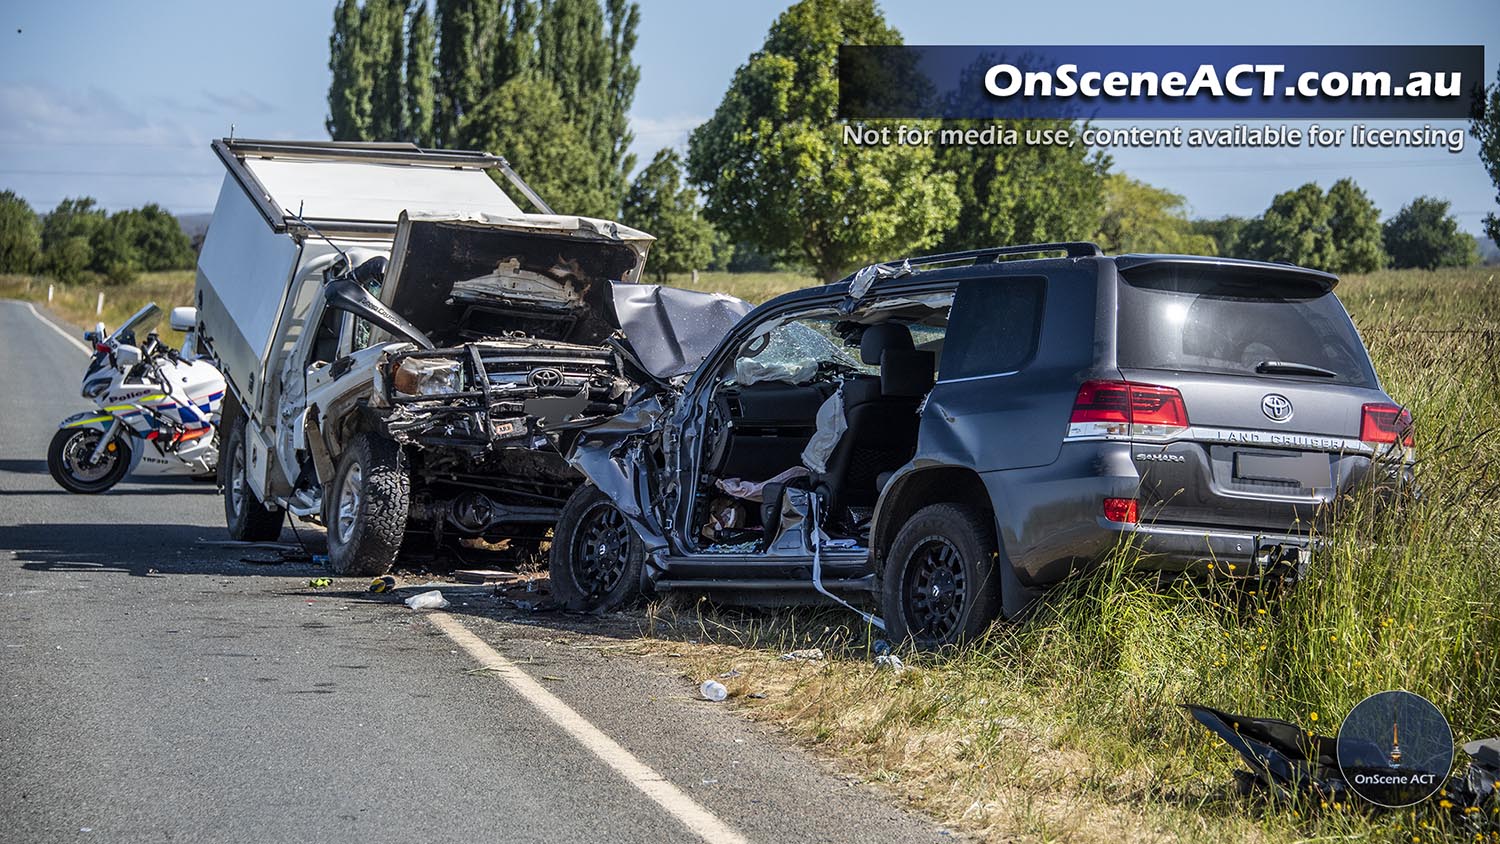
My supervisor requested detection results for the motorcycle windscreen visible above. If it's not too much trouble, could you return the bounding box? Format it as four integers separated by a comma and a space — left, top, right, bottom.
380, 214, 651, 349
607, 283, 754, 380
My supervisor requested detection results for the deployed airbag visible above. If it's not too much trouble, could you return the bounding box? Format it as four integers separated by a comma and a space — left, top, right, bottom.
610, 283, 753, 380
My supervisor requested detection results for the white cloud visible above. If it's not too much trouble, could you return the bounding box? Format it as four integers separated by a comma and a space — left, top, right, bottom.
628, 113, 705, 154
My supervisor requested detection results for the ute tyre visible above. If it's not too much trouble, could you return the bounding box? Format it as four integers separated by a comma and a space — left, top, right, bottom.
324, 433, 409, 576
550, 485, 645, 612
48, 428, 131, 494
881, 503, 1002, 649
222, 415, 285, 541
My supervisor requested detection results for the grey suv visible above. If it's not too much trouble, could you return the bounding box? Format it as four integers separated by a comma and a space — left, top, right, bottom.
551, 243, 1414, 646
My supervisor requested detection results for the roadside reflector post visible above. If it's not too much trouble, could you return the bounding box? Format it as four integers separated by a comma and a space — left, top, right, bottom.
96, 291, 104, 316
47, 283, 54, 303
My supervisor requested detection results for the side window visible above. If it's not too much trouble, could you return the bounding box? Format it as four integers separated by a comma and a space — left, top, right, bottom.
940, 277, 1046, 380
308, 306, 344, 366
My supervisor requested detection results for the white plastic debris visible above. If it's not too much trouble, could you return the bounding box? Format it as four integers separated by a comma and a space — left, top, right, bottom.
875, 654, 907, 673
404, 589, 450, 610
700, 680, 729, 702
779, 648, 826, 662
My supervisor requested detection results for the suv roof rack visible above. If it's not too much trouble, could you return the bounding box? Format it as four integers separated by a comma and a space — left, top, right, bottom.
903, 241, 1103, 268
834, 241, 1103, 287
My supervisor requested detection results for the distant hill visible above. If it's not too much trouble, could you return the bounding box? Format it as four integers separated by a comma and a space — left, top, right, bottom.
1477, 235, 1500, 266
176, 213, 213, 251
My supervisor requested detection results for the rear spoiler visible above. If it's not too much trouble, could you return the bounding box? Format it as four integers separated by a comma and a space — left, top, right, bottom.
1115, 255, 1339, 292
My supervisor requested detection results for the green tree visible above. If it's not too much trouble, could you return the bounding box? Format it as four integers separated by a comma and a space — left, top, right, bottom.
363, 0, 408, 141
687, 0, 957, 281
1093, 174, 1215, 255
939, 128, 1107, 253
455, 74, 607, 216
1239, 183, 1339, 271
623, 149, 716, 282
327, 0, 372, 140
0, 190, 42, 273
536, 0, 639, 216
1189, 216, 1248, 257
40, 198, 106, 283
1383, 196, 1479, 269
406, 2, 438, 146
130, 204, 195, 271
90, 211, 140, 285
1471, 63, 1500, 248
1325, 178, 1386, 273
435, 0, 504, 144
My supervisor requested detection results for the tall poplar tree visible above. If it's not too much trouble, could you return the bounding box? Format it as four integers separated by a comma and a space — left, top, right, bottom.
406, 3, 438, 146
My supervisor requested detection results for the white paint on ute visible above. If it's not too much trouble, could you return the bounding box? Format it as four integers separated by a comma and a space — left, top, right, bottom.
22, 302, 92, 355
426, 612, 750, 844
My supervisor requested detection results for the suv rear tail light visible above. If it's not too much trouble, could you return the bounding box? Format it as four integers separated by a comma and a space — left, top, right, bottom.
1360, 403, 1414, 447
1103, 497, 1138, 523
1069, 380, 1188, 440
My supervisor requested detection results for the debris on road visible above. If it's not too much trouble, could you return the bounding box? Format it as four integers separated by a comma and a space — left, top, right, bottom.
404, 590, 451, 611
779, 648, 825, 662
700, 680, 729, 702
369, 575, 397, 593
308, 577, 332, 588
454, 569, 525, 585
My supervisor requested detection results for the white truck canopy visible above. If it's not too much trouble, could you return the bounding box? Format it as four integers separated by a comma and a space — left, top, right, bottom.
196, 139, 547, 418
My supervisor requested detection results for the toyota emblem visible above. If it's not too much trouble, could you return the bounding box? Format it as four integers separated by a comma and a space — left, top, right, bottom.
527, 368, 563, 388
1261, 393, 1293, 422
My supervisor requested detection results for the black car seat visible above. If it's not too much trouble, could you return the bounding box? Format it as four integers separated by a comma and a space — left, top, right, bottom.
816, 323, 935, 515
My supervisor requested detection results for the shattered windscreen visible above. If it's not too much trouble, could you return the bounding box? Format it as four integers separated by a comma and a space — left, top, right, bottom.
735, 318, 869, 386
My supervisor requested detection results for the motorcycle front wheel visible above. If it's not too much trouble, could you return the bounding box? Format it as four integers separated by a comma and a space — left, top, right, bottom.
48, 427, 131, 493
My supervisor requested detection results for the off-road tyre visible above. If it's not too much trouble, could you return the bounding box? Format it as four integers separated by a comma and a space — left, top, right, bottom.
221, 414, 284, 541
550, 485, 646, 612
881, 503, 1002, 650
48, 427, 131, 494
324, 432, 409, 576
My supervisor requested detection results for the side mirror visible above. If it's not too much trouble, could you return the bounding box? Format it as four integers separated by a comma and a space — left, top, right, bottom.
323, 278, 435, 351
115, 344, 142, 367
169, 306, 197, 333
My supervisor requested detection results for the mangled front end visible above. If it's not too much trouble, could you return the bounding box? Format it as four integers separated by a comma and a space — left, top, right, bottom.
560, 283, 756, 565
336, 212, 654, 541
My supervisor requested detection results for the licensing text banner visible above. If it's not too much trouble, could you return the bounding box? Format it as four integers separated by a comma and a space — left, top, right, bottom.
837, 46, 1485, 119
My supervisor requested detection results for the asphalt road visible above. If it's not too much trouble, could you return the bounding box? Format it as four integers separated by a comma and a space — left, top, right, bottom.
0, 299, 950, 844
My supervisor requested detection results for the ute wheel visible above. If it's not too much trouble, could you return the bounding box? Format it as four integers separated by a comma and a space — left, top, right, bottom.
324, 433, 409, 576
221, 415, 284, 541
550, 485, 645, 612
48, 427, 131, 494
881, 503, 1002, 649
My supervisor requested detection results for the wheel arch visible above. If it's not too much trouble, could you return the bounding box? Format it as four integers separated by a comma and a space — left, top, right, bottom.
871, 465, 994, 566
871, 464, 1043, 620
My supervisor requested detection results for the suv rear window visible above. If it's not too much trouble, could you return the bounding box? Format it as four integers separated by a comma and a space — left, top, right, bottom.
1116, 265, 1378, 387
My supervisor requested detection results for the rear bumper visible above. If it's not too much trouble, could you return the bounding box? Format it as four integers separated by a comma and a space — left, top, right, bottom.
982, 441, 1334, 586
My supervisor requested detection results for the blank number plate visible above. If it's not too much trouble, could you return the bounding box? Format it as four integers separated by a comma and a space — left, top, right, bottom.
1233, 451, 1331, 487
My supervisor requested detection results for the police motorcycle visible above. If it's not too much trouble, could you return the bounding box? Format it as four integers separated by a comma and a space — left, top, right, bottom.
47, 304, 225, 493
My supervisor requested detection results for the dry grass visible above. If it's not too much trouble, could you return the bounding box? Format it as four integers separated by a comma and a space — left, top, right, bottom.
0, 271, 196, 344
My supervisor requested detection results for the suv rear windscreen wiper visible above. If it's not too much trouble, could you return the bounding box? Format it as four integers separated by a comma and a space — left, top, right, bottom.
1255, 360, 1338, 378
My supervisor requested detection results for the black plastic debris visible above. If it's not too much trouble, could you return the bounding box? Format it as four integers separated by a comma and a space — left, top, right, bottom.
1184, 703, 1500, 816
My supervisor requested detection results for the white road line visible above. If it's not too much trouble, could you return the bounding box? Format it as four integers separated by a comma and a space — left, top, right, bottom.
427, 612, 750, 844
19, 301, 92, 355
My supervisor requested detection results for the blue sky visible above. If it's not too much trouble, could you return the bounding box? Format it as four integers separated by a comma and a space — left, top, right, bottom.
1, 0, 1495, 238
